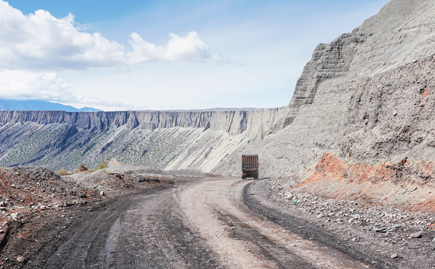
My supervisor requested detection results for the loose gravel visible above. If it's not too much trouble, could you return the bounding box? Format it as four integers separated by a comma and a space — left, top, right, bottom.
250, 178, 435, 269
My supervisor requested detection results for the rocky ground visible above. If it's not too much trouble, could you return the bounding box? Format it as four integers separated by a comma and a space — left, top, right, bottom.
251, 178, 435, 268
0, 175, 387, 269
0, 164, 175, 268
2, 160, 435, 268
2, 165, 435, 268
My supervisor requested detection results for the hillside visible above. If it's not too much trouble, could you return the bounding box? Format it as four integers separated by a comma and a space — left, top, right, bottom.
213, 0, 435, 177
0, 109, 286, 172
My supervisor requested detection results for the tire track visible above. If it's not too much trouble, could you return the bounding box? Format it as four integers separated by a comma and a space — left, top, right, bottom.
178, 178, 374, 269
243, 182, 390, 269
22, 177, 380, 269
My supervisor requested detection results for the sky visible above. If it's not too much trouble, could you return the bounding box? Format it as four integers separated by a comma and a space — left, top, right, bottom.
1, 0, 390, 111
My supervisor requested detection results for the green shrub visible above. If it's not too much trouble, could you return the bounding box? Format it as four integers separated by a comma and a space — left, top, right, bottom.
96, 161, 108, 170
56, 169, 68, 175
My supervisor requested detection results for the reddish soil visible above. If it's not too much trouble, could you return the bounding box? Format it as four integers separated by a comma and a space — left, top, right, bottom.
422, 87, 431, 98
295, 153, 435, 213
0, 167, 102, 252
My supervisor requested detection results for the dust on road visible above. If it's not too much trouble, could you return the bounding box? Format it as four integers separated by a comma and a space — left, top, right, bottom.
9, 177, 376, 268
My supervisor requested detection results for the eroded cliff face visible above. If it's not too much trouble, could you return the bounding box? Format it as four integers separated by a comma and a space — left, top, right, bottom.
0, 108, 286, 172
213, 0, 435, 178
281, 0, 435, 128
282, 32, 369, 127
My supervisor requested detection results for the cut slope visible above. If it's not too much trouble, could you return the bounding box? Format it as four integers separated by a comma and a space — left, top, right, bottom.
282, 0, 435, 128
213, 0, 435, 177
293, 153, 435, 213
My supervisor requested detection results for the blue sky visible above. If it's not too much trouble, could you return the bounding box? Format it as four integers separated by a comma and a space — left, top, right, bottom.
2, 0, 389, 110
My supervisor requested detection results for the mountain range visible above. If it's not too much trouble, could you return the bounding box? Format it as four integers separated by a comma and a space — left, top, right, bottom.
0, 99, 100, 112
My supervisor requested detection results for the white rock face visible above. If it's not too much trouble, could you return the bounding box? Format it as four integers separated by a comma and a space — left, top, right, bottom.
0, 108, 287, 173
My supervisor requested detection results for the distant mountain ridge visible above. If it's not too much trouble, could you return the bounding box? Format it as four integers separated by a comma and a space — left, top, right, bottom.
0, 99, 100, 112
142, 107, 262, 112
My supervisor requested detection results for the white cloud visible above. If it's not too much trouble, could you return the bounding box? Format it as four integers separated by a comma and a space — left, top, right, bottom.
0, 70, 140, 110
127, 31, 219, 63
0, 0, 219, 107
0, 0, 217, 71
0, 70, 72, 100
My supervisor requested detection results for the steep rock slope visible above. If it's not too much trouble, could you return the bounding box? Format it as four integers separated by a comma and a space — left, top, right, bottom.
0, 108, 286, 172
213, 0, 435, 177
282, 0, 435, 128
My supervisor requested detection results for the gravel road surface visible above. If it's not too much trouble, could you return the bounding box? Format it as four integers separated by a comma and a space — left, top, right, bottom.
18, 177, 377, 268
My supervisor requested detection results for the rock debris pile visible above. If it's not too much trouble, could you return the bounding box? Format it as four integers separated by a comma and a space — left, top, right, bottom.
258, 178, 435, 267
0, 166, 174, 254
269, 178, 435, 238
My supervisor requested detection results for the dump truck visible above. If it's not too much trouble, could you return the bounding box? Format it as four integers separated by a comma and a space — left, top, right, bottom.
242, 155, 259, 179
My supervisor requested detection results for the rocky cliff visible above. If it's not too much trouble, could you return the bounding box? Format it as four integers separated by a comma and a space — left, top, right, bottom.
0, 108, 286, 172
211, 0, 435, 177
282, 0, 435, 127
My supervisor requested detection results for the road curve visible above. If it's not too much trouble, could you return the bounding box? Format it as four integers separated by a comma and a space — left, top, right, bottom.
30, 177, 374, 268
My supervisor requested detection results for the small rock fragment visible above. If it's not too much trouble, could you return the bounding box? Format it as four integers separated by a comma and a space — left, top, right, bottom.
100, 191, 105, 196
10, 213, 19, 221
16, 256, 25, 262
390, 254, 398, 259
410, 231, 422, 238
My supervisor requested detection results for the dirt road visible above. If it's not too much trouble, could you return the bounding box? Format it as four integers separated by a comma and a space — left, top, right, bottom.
16, 177, 381, 268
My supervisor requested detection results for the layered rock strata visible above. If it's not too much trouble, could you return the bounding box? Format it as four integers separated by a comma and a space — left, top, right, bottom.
282, 0, 435, 128
0, 108, 286, 172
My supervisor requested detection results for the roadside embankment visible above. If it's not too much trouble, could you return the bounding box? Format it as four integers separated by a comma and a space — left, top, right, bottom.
251, 176, 435, 268
290, 153, 435, 213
